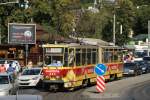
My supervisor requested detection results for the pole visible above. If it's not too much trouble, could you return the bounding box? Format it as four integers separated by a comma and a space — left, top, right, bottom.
25, 44, 28, 66
113, 13, 116, 45
0, 19, 1, 44
120, 24, 122, 34
148, 21, 150, 56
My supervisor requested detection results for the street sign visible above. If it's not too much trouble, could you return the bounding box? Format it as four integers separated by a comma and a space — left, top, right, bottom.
94, 64, 107, 76
94, 64, 107, 93
96, 76, 105, 93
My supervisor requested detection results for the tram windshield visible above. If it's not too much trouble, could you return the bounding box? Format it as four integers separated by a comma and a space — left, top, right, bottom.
44, 47, 64, 67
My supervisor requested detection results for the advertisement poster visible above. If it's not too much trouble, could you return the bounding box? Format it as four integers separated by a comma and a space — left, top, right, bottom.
8, 23, 36, 44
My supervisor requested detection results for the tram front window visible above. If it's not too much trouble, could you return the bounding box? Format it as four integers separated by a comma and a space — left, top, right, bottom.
45, 56, 63, 67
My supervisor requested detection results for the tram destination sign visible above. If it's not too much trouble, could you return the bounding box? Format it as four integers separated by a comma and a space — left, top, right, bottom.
8, 23, 36, 44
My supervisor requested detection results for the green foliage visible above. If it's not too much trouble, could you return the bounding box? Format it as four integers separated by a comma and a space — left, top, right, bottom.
133, 5, 150, 35
0, 0, 149, 45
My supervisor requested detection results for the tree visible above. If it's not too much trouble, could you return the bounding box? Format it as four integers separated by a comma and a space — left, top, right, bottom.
133, 5, 150, 35
114, 0, 135, 45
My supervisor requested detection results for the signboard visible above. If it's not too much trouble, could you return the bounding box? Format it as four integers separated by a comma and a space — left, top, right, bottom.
46, 48, 62, 53
94, 64, 107, 93
94, 64, 107, 76
8, 23, 36, 44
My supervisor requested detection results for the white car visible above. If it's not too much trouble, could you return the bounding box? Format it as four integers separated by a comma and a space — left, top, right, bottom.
0, 72, 18, 96
18, 68, 43, 87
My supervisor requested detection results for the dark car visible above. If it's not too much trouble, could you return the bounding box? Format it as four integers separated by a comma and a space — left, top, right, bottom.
134, 60, 149, 73
143, 56, 150, 73
123, 62, 142, 76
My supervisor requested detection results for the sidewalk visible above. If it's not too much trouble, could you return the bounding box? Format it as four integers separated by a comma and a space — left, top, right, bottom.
82, 74, 150, 100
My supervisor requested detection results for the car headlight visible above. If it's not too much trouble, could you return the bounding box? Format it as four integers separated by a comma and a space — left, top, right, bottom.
32, 77, 39, 80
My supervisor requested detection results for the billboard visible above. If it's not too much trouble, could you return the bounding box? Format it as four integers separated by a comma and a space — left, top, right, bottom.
8, 23, 36, 44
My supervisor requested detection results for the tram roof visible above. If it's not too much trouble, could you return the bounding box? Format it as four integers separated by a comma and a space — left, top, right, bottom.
99, 45, 122, 49
42, 43, 98, 48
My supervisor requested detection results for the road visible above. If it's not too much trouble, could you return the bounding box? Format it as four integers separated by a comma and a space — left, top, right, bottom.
18, 87, 88, 100
122, 80, 150, 100
18, 74, 150, 100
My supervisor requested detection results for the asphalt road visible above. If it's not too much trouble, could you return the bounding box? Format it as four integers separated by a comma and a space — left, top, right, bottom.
18, 74, 150, 100
18, 87, 88, 100
122, 80, 150, 100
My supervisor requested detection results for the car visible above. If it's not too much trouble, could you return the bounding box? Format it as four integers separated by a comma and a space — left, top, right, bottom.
142, 56, 150, 73
18, 68, 43, 87
134, 60, 150, 73
0, 72, 18, 96
123, 62, 142, 76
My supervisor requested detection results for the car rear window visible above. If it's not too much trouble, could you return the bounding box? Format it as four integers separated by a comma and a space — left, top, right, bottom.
143, 57, 150, 61
124, 63, 136, 68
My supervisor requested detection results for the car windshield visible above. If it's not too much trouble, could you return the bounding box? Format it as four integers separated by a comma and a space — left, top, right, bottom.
0, 60, 5, 64
22, 69, 41, 75
134, 61, 144, 65
0, 76, 9, 84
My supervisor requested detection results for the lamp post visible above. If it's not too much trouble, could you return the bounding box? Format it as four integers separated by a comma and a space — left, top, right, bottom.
19, 0, 30, 66
113, 13, 116, 45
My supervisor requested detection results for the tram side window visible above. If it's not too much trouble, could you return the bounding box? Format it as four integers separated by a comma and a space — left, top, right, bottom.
92, 49, 97, 64
113, 50, 119, 62
82, 49, 86, 65
76, 49, 81, 66
103, 51, 112, 63
64, 48, 68, 67
87, 49, 91, 64
69, 49, 75, 67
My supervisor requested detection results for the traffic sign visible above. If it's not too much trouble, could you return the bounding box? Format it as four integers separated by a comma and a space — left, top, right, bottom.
96, 76, 105, 93
94, 64, 107, 76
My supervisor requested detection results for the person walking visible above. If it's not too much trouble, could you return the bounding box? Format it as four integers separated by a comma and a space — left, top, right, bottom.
7, 63, 15, 73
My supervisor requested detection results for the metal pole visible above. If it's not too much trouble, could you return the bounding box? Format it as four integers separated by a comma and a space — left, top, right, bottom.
120, 24, 122, 35
113, 13, 116, 45
0, 18, 2, 44
25, 44, 28, 66
148, 21, 150, 56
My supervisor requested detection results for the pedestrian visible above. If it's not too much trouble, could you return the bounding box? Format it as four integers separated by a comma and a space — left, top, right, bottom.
0, 64, 6, 73
7, 63, 15, 73
27, 60, 33, 69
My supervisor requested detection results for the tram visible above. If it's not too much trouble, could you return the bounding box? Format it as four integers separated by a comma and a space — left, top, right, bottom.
42, 43, 123, 90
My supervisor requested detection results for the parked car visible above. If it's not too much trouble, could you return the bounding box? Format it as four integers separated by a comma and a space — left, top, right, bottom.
134, 60, 149, 73
143, 56, 150, 73
123, 62, 142, 76
18, 68, 43, 87
0, 72, 18, 96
